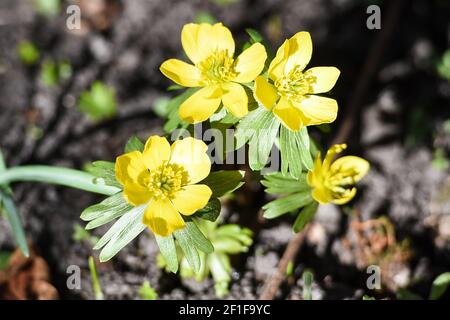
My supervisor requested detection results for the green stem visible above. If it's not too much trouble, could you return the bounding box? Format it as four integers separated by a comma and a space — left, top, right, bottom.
0, 166, 119, 196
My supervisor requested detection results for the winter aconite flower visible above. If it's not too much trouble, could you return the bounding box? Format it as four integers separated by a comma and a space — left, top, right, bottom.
115, 136, 212, 236
160, 23, 267, 123
307, 144, 369, 205
254, 32, 340, 131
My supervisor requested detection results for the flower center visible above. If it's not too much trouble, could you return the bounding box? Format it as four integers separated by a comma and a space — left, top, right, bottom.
144, 162, 189, 200
274, 66, 315, 102
198, 49, 237, 84
325, 167, 359, 198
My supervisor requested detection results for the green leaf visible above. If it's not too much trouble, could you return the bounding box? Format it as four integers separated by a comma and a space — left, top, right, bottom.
40, 60, 71, 87
262, 172, 310, 194
85, 161, 122, 189
88, 256, 104, 300
185, 218, 214, 254
163, 88, 198, 133
280, 126, 313, 178
78, 81, 117, 121
33, 0, 61, 16
235, 107, 280, 170
155, 234, 178, 273
302, 270, 313, 300
293, 201, 319, 233
95, 205, 146, 262
194, 11, 217, 24
0, 251, 11, 270
124, 136, 144, 153
0, 191, 29, 257
263, 191, 313, 219
17, 41, 40, 65
174, 227, 201, 273
81, 192, 132, 230
246, 28, 263, 43
396, 288, 422, 300
139, 281, 158, 300
429, 272, 450, 300
200, 170, 245, 198
195, 198, 221, 222
208, 252, 231, 297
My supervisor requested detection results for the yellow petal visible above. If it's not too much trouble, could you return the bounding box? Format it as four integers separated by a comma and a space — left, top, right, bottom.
171, 184, 212, 215
295, 95, 338, 127
142, 136, 171, 170
323, 144, 346, 172
254, 76, 279, 110
304, 67, 340, 94
123, 181, 152, 206
307, 152, 323, 187
170, 137, 211, 184
115, 151, 146, 185
331, 156, 370, 182
221, 82, 248, 118
143, 199, 185, 237
273, 97, 303, 131
312, 186, 332, 204
181, 23, 234, 64
233, 43, 267, 83
284, 31, 312, 74
179, 86, 222, 123
268, 39, 290, 81
160, 59, 202, 87
332, 188, 357, 205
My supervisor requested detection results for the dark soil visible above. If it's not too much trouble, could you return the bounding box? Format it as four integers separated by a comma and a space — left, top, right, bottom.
0, 0, 449, 300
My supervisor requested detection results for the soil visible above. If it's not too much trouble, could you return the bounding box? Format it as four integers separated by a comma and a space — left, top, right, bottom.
0, 0, 449, 300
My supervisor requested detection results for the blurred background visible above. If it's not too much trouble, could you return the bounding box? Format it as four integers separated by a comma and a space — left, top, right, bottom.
0, 0, 449, 300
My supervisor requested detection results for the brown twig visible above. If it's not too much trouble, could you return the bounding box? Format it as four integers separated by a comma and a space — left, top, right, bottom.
258, 0, 406, 300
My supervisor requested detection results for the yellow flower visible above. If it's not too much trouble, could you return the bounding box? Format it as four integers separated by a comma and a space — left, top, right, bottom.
115, 136, 212, 237
307, 144, 369, 205
160, 23, 267, 123
254, 31, 340, 131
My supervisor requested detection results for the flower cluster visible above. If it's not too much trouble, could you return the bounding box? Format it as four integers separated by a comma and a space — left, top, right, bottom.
160, 23, 339, 132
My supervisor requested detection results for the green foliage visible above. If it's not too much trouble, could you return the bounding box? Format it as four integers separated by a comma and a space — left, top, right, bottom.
17, 41, 40, 65
40, 60, 72, 87
279, 126, 313, 178
159, 220, 253, 297
263, 191, 313, 219
261, 172, 309, 194
155, 234, 178, 273
194, 198, 221, 222
246, 29, 263, 44
0, 251, 11, 270
200, 170, 245, 198
286, 261, 294, 277
72, 223, 99, 246
78, 81, 117, 121
0, 150, 29, 257
33, 0, 61, 16
293, 201, 319, 233
432, 148, 449, 170
396, 272, 450, 300
94, 204, 146, 262
88, 256, 104, 300
429, 272, 450, 300
194, 11, 217, 24
85, 160, 122, 189
139, 281, 158, 300
437, 50, 450, 81
124, 136, 145, 153
302, 270, 313, 300
162, 88, 197, 133
362, 295, 376, 300
235, 106, 280, 171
